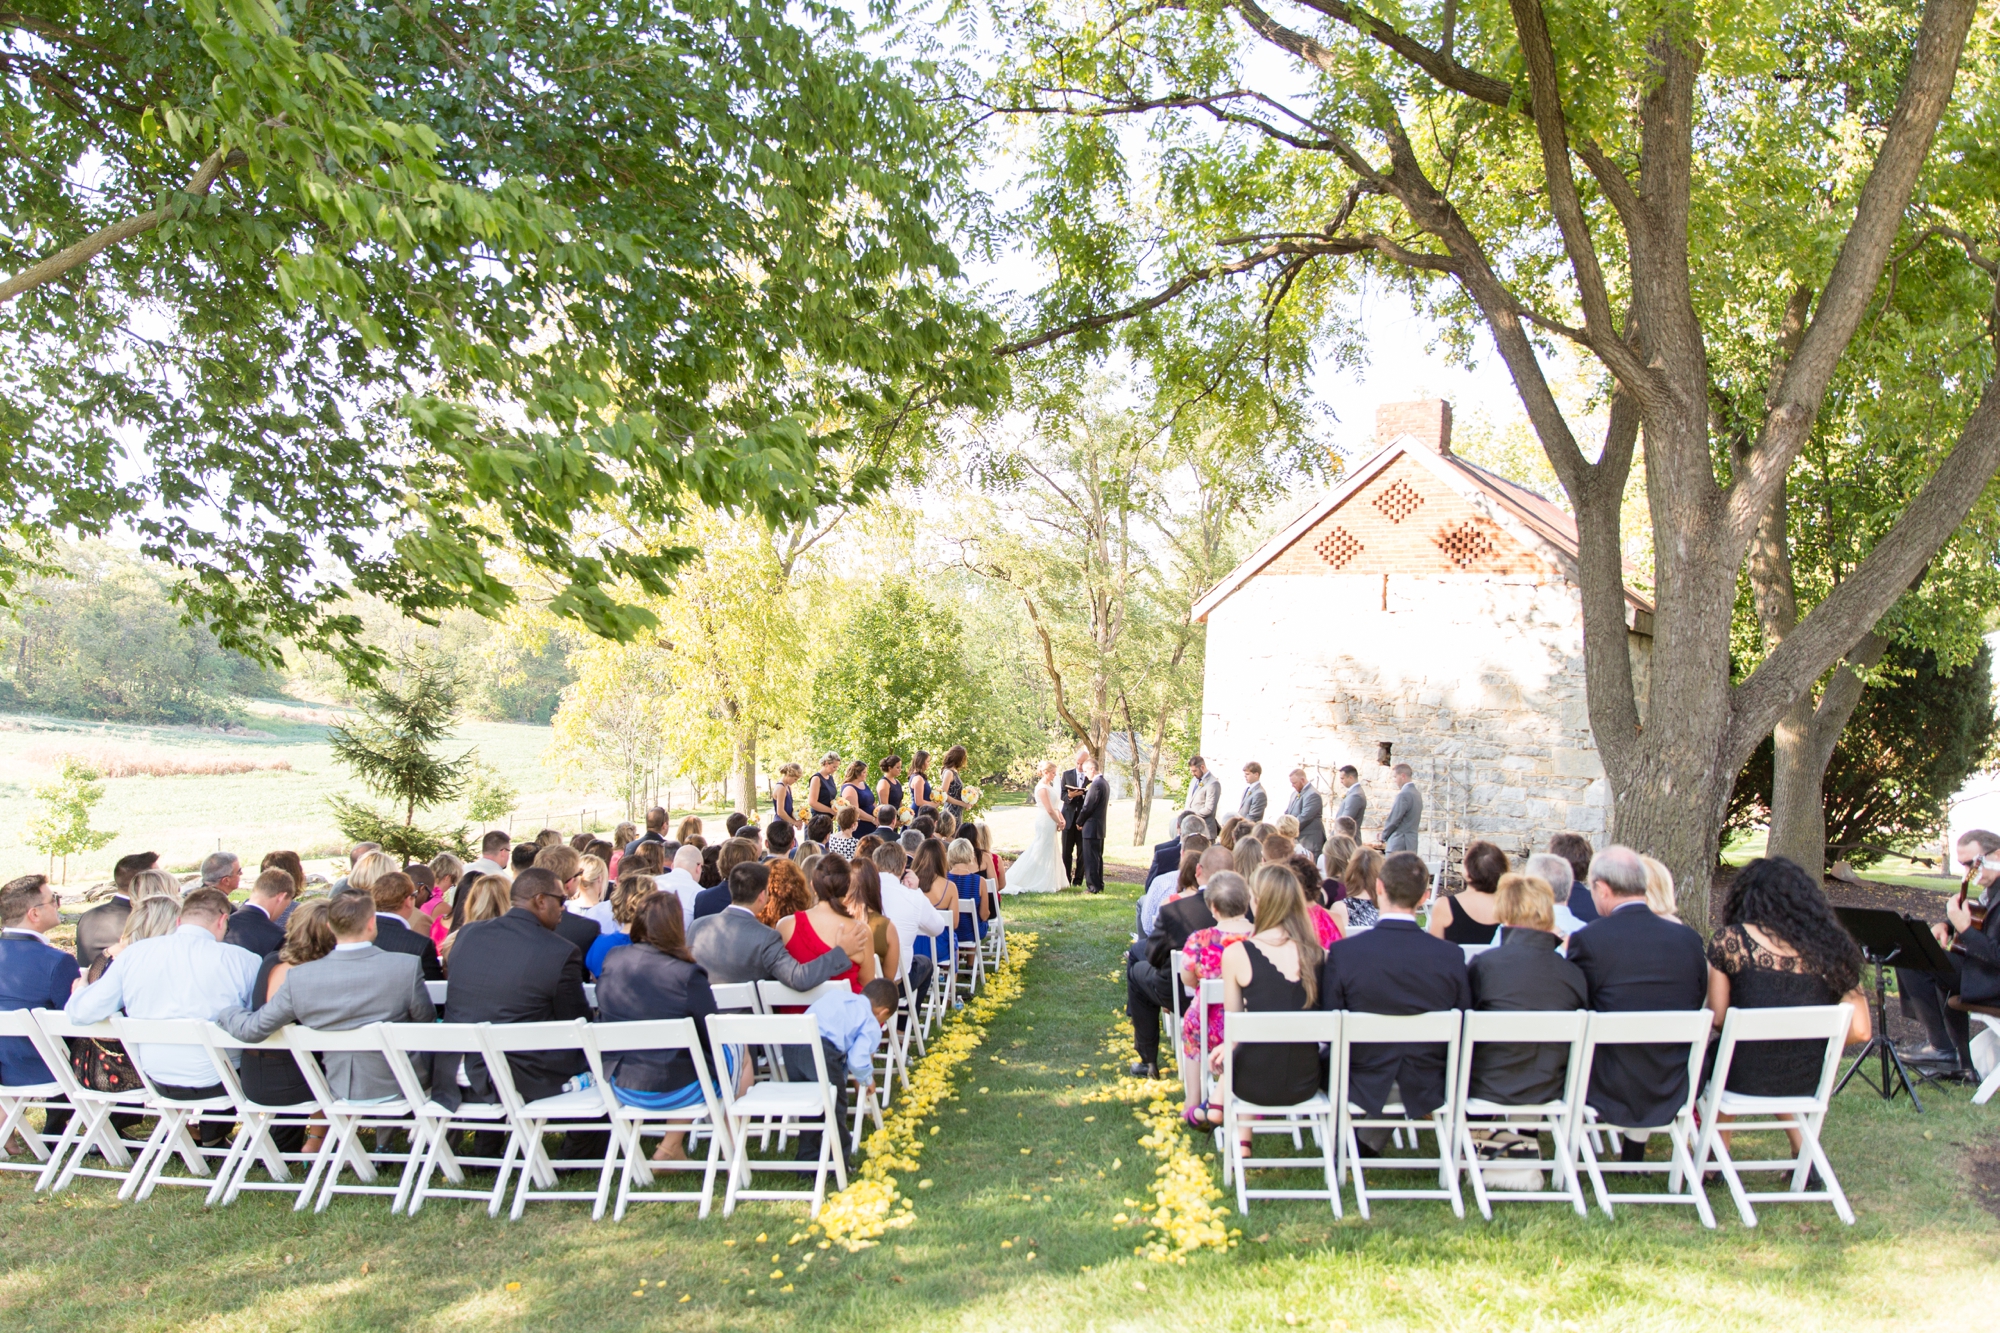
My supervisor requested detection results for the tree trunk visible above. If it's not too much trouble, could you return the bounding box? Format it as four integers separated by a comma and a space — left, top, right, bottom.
1764, 644, 1884, 882
736, 731, 758, 818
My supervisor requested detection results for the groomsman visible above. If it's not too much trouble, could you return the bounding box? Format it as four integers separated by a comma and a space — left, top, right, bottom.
1382, 763, 1423, 852
1238, 762, 1268, 823
1285, 767, 1325, 857
1078, 759, 1110, 894
1185, 756, 1221, 837
1335, 764, 1366, 830
1060, 749, 1089, 887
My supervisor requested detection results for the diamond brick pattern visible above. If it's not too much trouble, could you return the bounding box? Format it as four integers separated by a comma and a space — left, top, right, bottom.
1437, 519, 1496, 569
1314, 526, 1362, 569
1373, 479, 1424, 523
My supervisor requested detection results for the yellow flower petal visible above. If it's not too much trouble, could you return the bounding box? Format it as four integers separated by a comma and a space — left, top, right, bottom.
504, 1282, 521, 1292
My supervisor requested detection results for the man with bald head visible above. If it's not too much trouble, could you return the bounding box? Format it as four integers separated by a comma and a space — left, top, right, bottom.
1563, 844, 1707, 1162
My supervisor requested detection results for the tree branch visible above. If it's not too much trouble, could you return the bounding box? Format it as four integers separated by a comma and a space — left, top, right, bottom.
0, 146, 241, 304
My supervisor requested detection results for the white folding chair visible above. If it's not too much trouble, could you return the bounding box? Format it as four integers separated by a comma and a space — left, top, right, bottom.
377, 1021, 518, 1216
709, 982, 762, 1014
478, 1018, 614, 1220
1450, 1010, 1589, 1219
0, 1010, 71, 1179
1195, 978, 1226, 1104
106, 1016, 244, 1201
424, 981, 448, 1008
279, 1024, 422, 1212
1569, 1009, 1716, 1227
953, 897, 987, 997
1949, 997, 2000, 1105
1168, 950, 1189, 1063
982, 884, 1007, 968
584, 983, 598, 1010
23, 1011, 147, 1194
1335, 1010, 1465, 1219
1692, 1004, 1856, 1227
919, 925, 955, 1030
757, 981, 881, 1151
1217, 1010, 1342, 1216
193, 1023, 322, 1208
579, 1018, 731, 1220
706, 1013, 848, 1217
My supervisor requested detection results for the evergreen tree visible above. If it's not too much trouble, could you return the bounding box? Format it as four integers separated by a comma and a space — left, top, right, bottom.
327, 657, 470, 860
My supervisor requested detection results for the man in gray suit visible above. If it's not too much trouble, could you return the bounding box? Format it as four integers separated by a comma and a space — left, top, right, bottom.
1284, 767, 1325, 857
1381, 763, 1423, 852
1335, 764, 1367, 831
688, 862, 853, 989
214, 891, 435, 1100
1185, 756, 1221, 837
1237, 762, 1268, 824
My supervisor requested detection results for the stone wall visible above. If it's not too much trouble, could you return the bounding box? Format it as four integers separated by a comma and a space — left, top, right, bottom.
1197, 570, 1615, 866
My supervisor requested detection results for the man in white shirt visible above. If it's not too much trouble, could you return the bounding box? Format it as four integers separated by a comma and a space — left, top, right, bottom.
656, 845, 706, 930
466, 829, 512, 879
66, 887, 261, 1144
1138, 832, 1211, 936
870, 843, 946, 1006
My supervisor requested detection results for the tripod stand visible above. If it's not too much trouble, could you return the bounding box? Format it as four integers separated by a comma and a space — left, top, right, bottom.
1832, 907, 1958, 1113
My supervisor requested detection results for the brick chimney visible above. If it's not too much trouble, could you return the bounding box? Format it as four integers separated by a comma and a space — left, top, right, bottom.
1375, 399, 1453, 455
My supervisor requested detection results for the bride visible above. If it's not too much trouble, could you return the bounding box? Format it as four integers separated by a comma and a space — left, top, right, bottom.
1006, 760, 1067, 893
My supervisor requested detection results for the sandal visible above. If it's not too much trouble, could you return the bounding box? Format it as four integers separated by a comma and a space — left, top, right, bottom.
1182, 1102, 1223, 1129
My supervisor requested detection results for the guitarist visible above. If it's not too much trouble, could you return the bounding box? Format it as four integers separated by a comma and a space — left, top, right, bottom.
1898, 829, 2000, 1072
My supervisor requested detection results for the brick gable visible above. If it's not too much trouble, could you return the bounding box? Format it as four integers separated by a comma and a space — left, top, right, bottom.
1260, 454, 1553, 581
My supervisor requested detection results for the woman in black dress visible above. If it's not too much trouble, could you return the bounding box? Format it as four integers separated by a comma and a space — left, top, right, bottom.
875, 754, 905, 831
907, 750, 936, 823
938, 745, 970, 823
1213, 864, 1327, 1144
1707, 857, 1870, 1151
1428, 840, 1508, 945
240, 900, 336, 1152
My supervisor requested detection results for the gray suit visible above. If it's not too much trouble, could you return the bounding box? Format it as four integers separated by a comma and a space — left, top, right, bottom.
688, 905, 853, 989
1336, 781, 1367, 830
1186, 771, 1221, 836
1285, 784, 1326, 856
1238, 781, 1267, 824
216, 944, 435, 1101
1383, 782, 1423, 852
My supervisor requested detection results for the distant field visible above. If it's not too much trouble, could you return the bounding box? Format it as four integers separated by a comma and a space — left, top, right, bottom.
0, 701, 668, 889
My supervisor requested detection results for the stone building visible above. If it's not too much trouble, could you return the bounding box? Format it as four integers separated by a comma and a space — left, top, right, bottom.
1192, 400, 1653, 868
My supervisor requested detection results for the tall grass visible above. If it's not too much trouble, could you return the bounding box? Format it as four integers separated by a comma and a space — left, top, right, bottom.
24, 745, 293, 778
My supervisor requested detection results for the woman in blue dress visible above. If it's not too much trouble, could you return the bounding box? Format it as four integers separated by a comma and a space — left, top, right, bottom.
908, 750, 936, 823
809, 753, 841, 824
770, 762, 803, 832
839, 759, 877, 840
946, 836, 990, 948
875, 754, 905, 831
909, 838, 955, 971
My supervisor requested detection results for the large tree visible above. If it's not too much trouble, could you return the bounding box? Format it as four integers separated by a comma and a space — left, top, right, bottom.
988, 0, 2000, 927
1, 0, 997, 676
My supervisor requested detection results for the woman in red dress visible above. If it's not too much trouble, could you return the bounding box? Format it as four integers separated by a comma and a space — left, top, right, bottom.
776, 853, 875, 1002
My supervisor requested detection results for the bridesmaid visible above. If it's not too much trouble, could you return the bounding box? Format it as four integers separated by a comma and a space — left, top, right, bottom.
939, 745, 970, 822
875, 754, 905, 831
908, 750, 936, 823
771, 762, 805, 832
840, 760, 878, 840
809, 753, 841, 824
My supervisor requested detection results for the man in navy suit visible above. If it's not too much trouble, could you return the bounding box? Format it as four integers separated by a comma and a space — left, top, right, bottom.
1548, 831, 1598, 925
1144, 814, 1204, 891
1, 875, 81, 1138
1563, 844, 1708, 1160
1318, 851, 1470, 1146
223, 867, 296, 958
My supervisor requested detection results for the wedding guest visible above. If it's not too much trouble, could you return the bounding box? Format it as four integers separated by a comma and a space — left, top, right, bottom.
441, 875, 512, 971
233, 898, 335, 1153
1640, 855, 1682, 924
224, 867, 295, 957
1428, 840, 1507, 946
366, 870, 445, 980
533, 845, 602, 960
1177, 870, 1253, 1122
1563, 845, 1708, 1161
596, 893, 740, 1162
1319, 835, 1357, 902
1212, 864, 1327, 1146
827, 807, 861, 861
1140, 834, 1209, 936
653, 844, 705, 927
436, 869, 589, 1104
1526, 853, 1592, 936
676, 816, 705, 846
1548, 831, 1597, 924
1, 875, 80, 1141
788, 979, 897, 1166
1289, 854, 1344, 943
758, 858, 816, 929
75, 851, 159, 970
1146, 813, 1206, 891
585, 873, 658, 978
846, 860, 900, 985
764, 820, 797, 864
67, 888, 260, 1146
425, 853, 464, 942
688, 861, 853, 990
778, 856, 875, 994
1335, 847, 1384, 933
1317, 852, 1470, 1143
1231, 837, 1263, 881
1125, 846, 1230, 1078
946, 838, 991, 951
467, 830, 512, 879
874, 842, 946, 1006
1467, 874, 1587, 1105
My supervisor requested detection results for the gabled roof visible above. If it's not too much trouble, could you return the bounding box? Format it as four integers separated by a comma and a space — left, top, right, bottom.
1192, 435, 1656, 626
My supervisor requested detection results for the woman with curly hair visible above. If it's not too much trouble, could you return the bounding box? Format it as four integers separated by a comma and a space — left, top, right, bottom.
1708, 857, 1870, 1147
757, 857, 816, 929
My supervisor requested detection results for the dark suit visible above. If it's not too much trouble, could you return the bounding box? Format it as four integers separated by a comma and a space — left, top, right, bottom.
73, 896, 132, 971
555, 909, 600, 962
0, 930, 81, 1085
223, 903, 286, 958
1467, 929, 1588, 1104
595, 945, 720, 1094
436, 908, 590, 1104
1126, 891, 1218, 1068
1318, 918, 1471, 1117
1565, 881, 1600, 924
1060, 768, 1088, 885
1563, 902, 1708, 1127
1078, 774, 1109, 894
373, 913, 445, 981
690, 883, 732, 922
1144, 837, 1182, 888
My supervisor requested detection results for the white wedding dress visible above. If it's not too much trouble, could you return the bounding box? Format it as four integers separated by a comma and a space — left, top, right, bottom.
1007, 779, 1066, 893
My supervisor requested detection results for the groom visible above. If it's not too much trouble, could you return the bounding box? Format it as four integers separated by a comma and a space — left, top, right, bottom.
1060, 748, 1089, 888
1078, 758, 1110, 895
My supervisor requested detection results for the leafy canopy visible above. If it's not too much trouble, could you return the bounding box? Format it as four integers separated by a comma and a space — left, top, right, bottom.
1, 0, 1000, 677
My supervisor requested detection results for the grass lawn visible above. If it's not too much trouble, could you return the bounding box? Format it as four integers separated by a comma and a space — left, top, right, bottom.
3, 883, 1999, 1331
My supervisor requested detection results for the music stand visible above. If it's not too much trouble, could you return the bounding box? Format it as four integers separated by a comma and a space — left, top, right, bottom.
1833, 906, 1956, 1112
